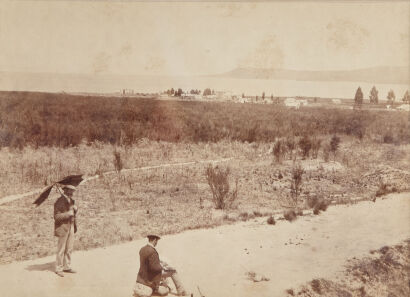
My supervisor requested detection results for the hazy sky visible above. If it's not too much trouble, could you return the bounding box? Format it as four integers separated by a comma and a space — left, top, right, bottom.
0, 1, 409, 76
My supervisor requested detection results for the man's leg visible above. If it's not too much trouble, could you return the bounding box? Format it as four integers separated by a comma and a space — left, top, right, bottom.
162, 271, 187, 296
56, 230, 70, 274
170, 272, 187, 295
63, 224, 75, 271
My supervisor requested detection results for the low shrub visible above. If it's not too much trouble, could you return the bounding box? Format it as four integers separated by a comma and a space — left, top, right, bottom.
307, 194, 329, 215
330, 135, 341, 161
298, 136, 312, 159
310, 279, 322, 294
322, 144, 331, 162
267, 216, 276, 225
283, 210, 297, 222
273, 139, 287, 163
239, 212, 255, 221
313, 201, 329, 215
205, 164, 238, 209
311, 138, 322, 159
253, 210, 263, 217
286, 137, 296, 160
383, 132, 394, 144
306, 195, 319, 209
290, 163, 304, 207
113, 150, 123, 173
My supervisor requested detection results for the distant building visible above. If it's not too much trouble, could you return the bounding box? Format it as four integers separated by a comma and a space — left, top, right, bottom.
284, 98, 300, 109
121, 89, 134, 96
238, 97, 252, 103
298, 99, 308, 106
181, 94, 195, 100
397, 104, 410, 111
204, 95, 217, 100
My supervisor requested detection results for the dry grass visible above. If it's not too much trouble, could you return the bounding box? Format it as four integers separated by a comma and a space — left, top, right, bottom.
1, 91, 409, 148
0, 138, 409, 264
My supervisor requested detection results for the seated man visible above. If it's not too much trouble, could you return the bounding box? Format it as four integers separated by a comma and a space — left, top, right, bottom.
134, 234, 189, 297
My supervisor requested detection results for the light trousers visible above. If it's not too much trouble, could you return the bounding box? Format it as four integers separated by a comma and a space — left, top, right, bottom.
133, 271, 186, 297
56, 224, 74, 272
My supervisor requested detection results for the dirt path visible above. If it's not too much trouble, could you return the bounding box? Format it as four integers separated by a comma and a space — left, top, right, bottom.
0, 193, 408, 297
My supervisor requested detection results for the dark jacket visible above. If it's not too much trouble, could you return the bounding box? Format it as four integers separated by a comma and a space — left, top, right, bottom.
137, 244, 163, 289
54, 196, 77, 237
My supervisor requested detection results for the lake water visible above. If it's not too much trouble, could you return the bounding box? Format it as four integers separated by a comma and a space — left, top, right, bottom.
0, 72, 408, 100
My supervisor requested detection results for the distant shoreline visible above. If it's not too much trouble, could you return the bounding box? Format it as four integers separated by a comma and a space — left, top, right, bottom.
216, 66, 410, 85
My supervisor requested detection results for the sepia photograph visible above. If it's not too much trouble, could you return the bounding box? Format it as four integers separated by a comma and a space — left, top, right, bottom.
0, 1, 409, 296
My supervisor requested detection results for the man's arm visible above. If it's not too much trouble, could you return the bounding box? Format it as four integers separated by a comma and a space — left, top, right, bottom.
147, 252, 163, 274
160, 260, 176, 272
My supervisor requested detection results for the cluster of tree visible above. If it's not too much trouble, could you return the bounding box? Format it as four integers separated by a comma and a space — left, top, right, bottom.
165, 88, 183, 97
355, 86, 409, 106
387, 89, 395, 105
189, 89, 201, 95
241, 92, 274, 101
203, 88, 215, 96
354, 87, 363, 107
369, 86, 378, 104
401, 90, 409, 103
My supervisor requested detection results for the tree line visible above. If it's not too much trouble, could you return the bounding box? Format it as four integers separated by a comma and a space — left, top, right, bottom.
354, 86, 409, 106
164, 88, 215, 96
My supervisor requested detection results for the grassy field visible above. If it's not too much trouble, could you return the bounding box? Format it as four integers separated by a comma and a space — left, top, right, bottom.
0, 138, 409, 264
1, 91, 409, 147
0, 91, 409, 264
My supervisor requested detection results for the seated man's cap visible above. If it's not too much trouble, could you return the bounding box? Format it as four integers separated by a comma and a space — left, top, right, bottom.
147, 234, 161, 240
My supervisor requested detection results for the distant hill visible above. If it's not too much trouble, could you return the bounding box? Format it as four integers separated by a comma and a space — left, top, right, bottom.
220, 66, 409, 85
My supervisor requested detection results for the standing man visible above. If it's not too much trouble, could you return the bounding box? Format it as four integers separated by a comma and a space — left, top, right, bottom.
54, 184, 78, 277
134, 234, 189, 297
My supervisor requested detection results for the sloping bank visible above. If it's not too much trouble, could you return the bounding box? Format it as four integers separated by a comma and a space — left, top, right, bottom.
287, 240, 409, 297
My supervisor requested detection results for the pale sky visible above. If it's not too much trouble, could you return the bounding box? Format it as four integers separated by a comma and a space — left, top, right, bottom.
0, 1, 409, 76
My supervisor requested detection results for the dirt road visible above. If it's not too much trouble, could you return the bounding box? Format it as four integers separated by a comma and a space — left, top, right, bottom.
0, 193, 408, 297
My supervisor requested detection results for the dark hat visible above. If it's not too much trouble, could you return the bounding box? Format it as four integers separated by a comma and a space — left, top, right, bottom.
147, 234, 161, 240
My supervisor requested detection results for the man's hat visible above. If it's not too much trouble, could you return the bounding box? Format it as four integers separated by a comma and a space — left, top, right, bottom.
147, 234, 161, 240
62, 185, 77, 191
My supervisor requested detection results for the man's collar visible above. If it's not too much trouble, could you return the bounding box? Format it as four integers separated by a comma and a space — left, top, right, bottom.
147, 242, 156, 250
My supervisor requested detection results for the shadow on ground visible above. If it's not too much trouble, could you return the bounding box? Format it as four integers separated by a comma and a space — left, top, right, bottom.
25, 262, 55, 272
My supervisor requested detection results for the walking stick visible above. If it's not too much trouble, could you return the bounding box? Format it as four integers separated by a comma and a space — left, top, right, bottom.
197, 285, 205, 297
